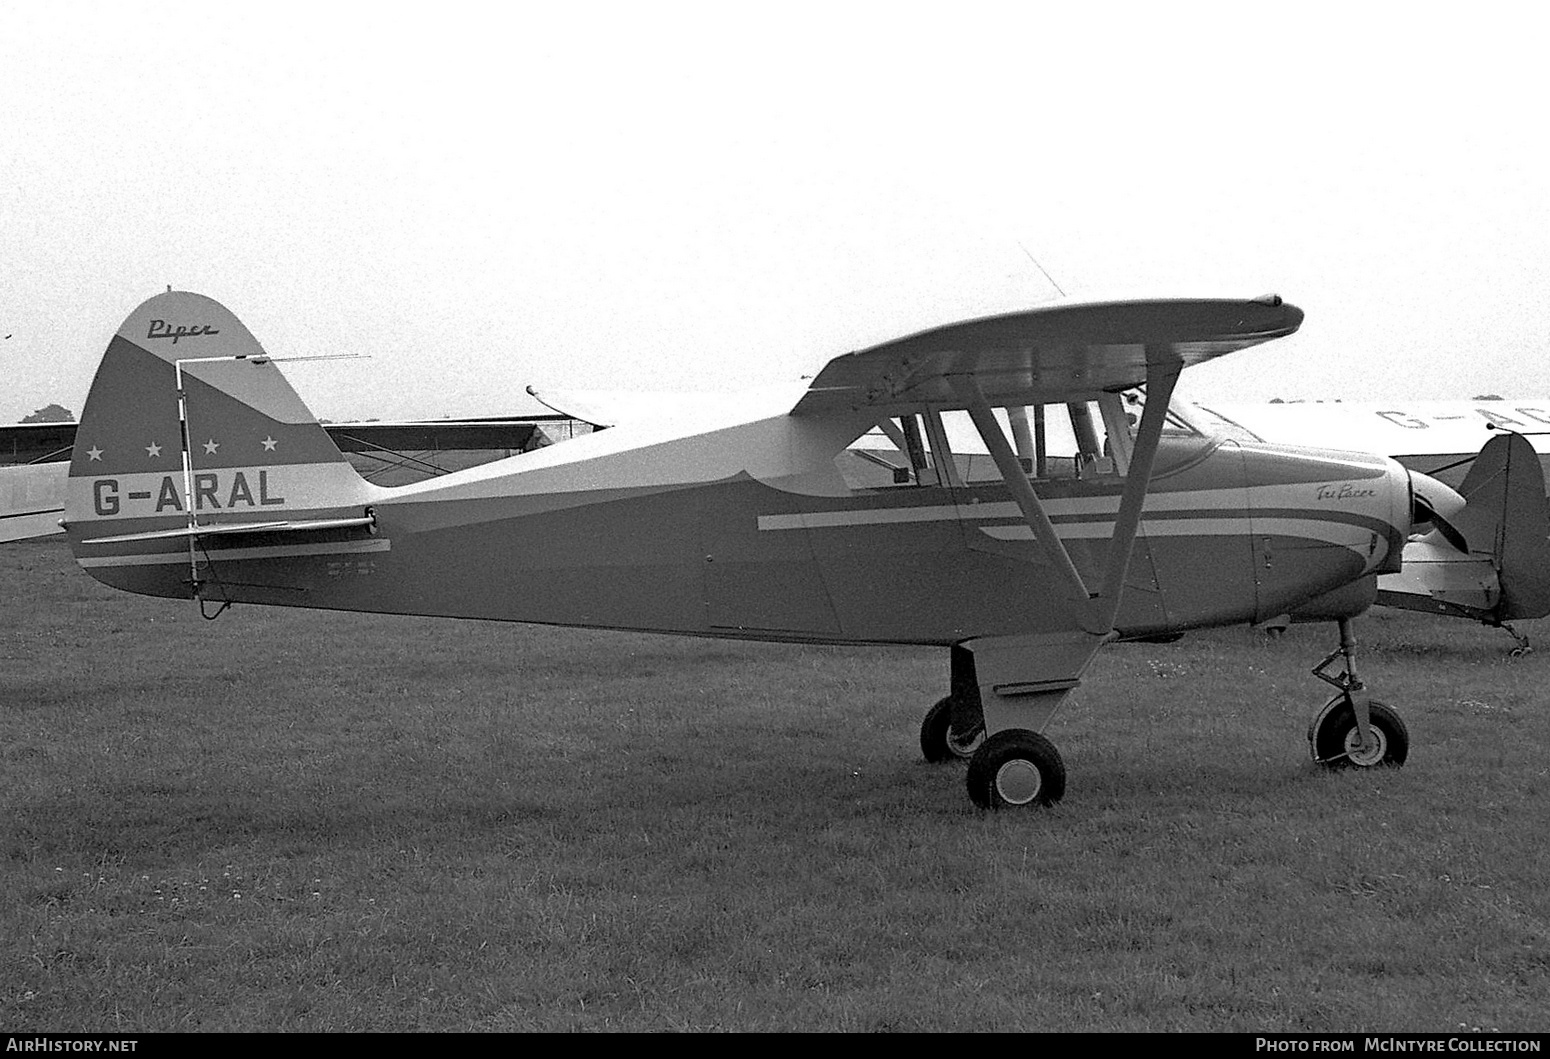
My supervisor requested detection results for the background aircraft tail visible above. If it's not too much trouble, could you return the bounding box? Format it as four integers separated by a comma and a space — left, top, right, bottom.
1453, 431, 1550, 620
65, 291, 378, 598
1376, 432, 1550, 629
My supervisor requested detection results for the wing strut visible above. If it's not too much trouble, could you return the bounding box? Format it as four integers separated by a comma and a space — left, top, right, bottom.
957, 377, 1091, 609
1092, 358, 1180, 630
953, 356, 1181, 635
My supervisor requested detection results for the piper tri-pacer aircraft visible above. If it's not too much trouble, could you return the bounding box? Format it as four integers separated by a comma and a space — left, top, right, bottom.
62, 290, 1511, 808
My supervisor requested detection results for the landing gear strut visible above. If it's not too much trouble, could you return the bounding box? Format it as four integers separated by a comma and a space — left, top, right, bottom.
1308, 618, 1409, 768
918, 691, 1062, 807
920, 696, 985, 761
919, 641, 1074, 808
919, 644, 986, 762
1496, 621, 1532, 658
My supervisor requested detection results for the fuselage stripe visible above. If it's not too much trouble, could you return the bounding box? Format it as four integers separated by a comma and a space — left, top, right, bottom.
758, 495, 1394, 534
978, 517, 1381, 548
76, 538, 391, 568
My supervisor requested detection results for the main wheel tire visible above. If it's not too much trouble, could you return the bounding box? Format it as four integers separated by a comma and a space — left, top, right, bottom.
920, 696, 985, 763
1309, 696, 1409, 768
966, 730, 1066, 808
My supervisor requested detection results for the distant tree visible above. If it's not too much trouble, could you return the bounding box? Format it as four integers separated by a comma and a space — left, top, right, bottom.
1269, 397, 1284, 404
1472, 394, 1503, 401
20, 403, 73, 423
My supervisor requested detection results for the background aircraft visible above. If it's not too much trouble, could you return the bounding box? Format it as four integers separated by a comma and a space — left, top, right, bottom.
1191, 399, 1550, 491
48, 289, 1503, 810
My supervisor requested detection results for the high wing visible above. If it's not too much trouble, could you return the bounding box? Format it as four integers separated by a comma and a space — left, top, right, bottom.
793, 295, 1303, 415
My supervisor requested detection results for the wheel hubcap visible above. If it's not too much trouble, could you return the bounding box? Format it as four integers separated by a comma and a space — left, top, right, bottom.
1344, 724, 1388, 766
994, 759, 1043, 805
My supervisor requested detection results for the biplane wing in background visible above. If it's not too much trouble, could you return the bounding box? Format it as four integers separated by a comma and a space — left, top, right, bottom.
0, 416, 583, 543
0, 462, 68, 544
31, 289, 1532, 808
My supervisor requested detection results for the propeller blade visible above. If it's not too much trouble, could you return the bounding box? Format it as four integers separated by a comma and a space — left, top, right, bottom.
1413, 495, 1470, 553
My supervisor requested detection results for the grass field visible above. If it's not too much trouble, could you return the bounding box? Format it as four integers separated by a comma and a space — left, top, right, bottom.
3, 537, 1548, 1031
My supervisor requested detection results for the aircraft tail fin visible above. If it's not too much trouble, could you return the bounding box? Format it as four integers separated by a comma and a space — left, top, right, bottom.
65, 291, 377, 598
1454, 432, 1550, 620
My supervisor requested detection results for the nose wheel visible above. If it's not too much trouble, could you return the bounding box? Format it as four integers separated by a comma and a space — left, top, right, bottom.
1309, 619, 1410, 769
1309, 694, 1410, 767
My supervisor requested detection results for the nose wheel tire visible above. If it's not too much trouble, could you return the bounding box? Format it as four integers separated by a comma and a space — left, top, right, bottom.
966, 730, 1066, 808
920, 696, 986, 762
1308, 696, 1410, 768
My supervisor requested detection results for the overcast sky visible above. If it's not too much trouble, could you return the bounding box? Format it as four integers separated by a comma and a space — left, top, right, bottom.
3, 2, 1546, 423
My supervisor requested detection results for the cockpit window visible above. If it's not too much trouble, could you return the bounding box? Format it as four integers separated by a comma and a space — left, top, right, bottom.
832, 389, 1231, 492
1118, 387, 1204, 439
1167, 399, 1262, 443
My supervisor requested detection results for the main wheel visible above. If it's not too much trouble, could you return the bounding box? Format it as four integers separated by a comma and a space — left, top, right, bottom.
1308, 696, 1410, 768
920, 696, 985, 763
966, 730, 1066, 808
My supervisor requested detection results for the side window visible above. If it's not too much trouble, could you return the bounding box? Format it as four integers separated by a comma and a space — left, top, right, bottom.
835, 412, 956, 489
941, 403, 1118, 484
835, 393, 1198, 491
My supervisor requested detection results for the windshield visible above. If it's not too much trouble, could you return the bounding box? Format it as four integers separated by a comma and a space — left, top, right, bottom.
1116, 388, 1203, 440
1162, 398, 1263, 443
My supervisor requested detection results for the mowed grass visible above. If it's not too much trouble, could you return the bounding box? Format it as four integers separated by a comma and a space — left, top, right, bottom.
3, 538, 1548, 1032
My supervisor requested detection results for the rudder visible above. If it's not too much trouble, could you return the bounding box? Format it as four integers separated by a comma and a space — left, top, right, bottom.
1455, 432, 1550, 620
65, 291, 378, 597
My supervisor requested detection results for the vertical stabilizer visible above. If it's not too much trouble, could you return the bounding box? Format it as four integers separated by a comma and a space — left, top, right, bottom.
66, 291, 377, 597
1455, 432, 1550, 620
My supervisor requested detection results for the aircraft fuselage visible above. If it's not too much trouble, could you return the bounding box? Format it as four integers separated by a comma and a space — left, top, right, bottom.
70, 402, 1411, 645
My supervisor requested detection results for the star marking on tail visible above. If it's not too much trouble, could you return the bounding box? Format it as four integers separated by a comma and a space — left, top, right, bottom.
86, 445, 103, 461
261, 436, 277, 452
146, 442, 162, 458
203, 439, 220, 455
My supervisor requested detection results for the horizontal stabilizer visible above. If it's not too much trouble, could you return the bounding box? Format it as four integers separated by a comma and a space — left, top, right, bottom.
82, 515, 375, 545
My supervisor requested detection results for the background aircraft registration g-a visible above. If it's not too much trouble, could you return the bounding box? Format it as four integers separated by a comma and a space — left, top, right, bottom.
53, 289, 1546, 809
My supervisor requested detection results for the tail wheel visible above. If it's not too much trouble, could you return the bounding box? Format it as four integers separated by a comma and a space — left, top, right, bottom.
966, 730, 1066, 809
1309, 696, 1410, 768
920, 696, 985, 763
